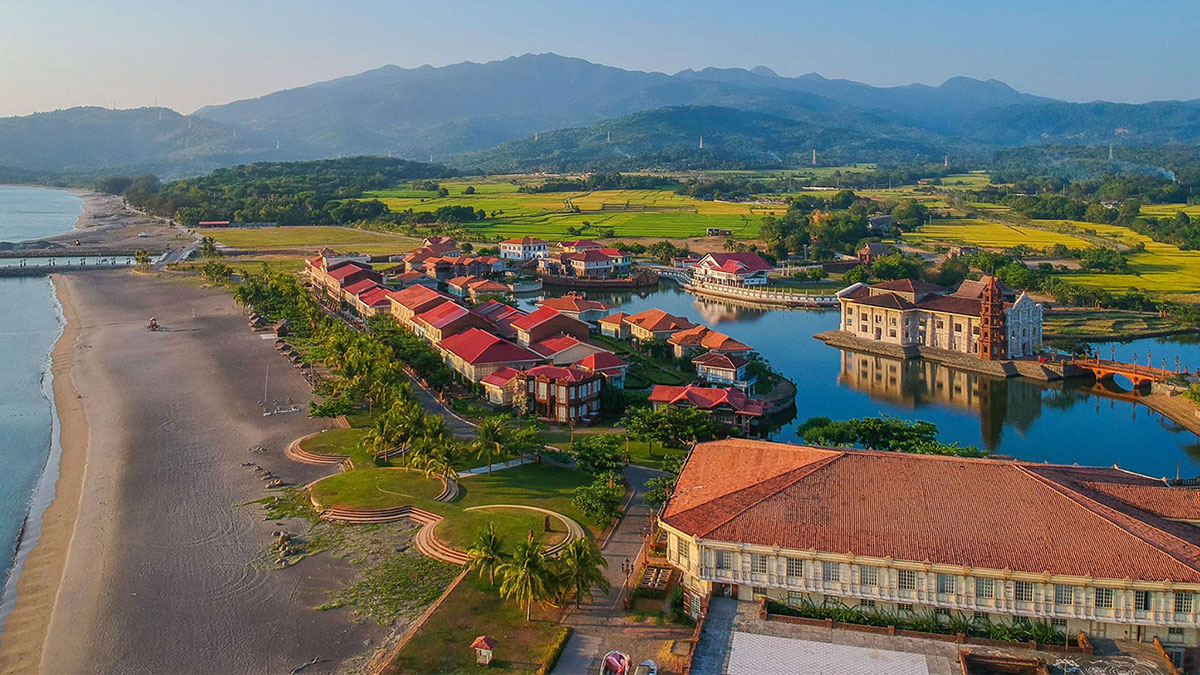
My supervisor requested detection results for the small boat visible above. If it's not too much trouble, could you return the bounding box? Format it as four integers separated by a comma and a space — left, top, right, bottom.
600, 651, 631, 675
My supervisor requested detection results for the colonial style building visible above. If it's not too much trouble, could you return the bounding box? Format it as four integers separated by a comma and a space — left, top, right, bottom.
668, 325, 753, 359
538, 248, 633, 279
836, 277, 1043, 360
511, 307, 591, 347
387, 285, 455, 329
576, 352, 629, 389
648, 385, 765, 431
660, 439, 1200, 666
691, 252, 773, 287
516, 365, 602, 424
539, 294, 614, 323
437, 328, 543, 383
499, 236, 549, 261
692, 352, 756, 391
623, 309, 695, 342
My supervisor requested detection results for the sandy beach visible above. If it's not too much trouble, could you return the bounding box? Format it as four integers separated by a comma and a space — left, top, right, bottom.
0, 188, 185, 255
0, 271, 385, 673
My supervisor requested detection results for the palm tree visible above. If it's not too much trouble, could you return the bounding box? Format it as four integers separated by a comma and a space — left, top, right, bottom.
472, 415, 510, 475
497, 535, 554, 621
362, 414, 399, 461
465, 522, 505, 585
556, 538, 611, 608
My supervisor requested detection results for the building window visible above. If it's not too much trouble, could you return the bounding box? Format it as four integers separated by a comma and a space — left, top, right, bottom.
936, 573, 957, 595
752, 587, 768, 599
897, 603, 914, 614
860, 565, 879, 586
1014, 581, 1035, 603
898, 570, 917, 591
1094, 588, 1114, 609
786, 558, 804, 579
973, 611, 989, 624
1051, 619, 1068, 631
751, 554, 768, 575
1054, 584, 1075, 606
860, 599, 876, 610
975, 578, 995, 599
1134, 590, 1152, 612
675, 537, 688, 562
787, 591, 804, 606
1168, 627, 1185, 643
934, 608, 950, 619
715, 550, 732, 570
1175, 591, 1194, 614
822, 561, 840, 582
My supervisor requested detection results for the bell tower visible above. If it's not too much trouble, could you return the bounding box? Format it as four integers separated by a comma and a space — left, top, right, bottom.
978, 276, 1007, 360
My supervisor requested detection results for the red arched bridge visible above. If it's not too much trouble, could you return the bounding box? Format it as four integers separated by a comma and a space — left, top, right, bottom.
1071, 357, 1175, 388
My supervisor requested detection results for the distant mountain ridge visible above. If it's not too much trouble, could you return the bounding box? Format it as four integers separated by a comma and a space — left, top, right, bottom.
3, 53, 1199, 176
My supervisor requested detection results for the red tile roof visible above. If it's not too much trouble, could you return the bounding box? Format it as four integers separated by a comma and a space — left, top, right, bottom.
439, 328, 543, 366
871, 278, 945, 296
625, 309, 695, 333
667, 325, 751, 352
327, 262, 372, 280
502, 236, 548, 245
563, 239, 603, 249
917, 295, 982, 316
577, 352, 628, 373
598, 312, 628, 325
511, 306, 566, 331
467, 280, 509, 294
850, 293, 916, 310
394, 270, 432, 282
358, 286, 392, 307
699, 253, 773, 274
387, 285, 451, 311
692, 352, 750, 369
530, 333, 587, 356
448, 275, 481, 288
518, 365, 596, 383
648, 385, 765, 416
540, 295, 613, 314
662, 440, 1200, 583
342, 278, 379, 296
414, 301, 469, 329
480, 367, 520, 388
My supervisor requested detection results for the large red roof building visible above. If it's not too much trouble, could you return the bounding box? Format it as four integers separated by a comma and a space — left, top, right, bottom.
660, 439, 1200, 647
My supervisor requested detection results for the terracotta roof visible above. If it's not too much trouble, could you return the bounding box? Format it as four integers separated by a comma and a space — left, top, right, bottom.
648, 385, 765, 416
387, 285, 452, 311
563, 239, 603, 249
467, 280, 509, 294
871, 278, 944, 296
567, 249, 616, 263
668, 325, 751, 352
502, 236, 548, 245
859, 242, 893, 255
530, 334, 585, 356
394, 271, 432, 282
480, 367, 520, 388
577, 352, 628, 372
414, 301, 470, 329
448, 275, 481, 288
511, 306, 571, 331
472, 300, 524, 322
327, 262, 372, 280
917, 295, 982, 316
849, 293, 916, 310
540, 295, 613, 314
518, 364, 596, 383
662, 440, 1200, 583
692, 352, 750, 369
470, 636, 496, 650
439, 328, 542, 365
358, 286, 392, 307
597, 247, 628, 257
342, 278, 379, 296
625, 308, 695, 333
598, 312, 628, 325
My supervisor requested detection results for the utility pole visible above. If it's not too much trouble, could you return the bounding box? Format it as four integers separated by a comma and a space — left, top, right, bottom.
699, 135, 704, 150
812, 149, 817, 166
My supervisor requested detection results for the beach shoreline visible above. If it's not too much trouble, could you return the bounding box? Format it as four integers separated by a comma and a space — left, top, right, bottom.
0, 274, 86, 674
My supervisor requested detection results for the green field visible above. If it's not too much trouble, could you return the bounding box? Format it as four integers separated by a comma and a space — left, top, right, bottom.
1041, 220, 1200, 294
366, 177, 783, 240
197, 226, 420, 254
906, 218, 1096, 250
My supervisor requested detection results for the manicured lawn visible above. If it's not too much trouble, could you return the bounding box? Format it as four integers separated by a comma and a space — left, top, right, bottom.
591, 335, 691, 388
197, 226, 419, 254
386, 574, 568, 674
541, 427, 684, 470
299, 427, 380, 467
310, 468, 443, 510
437, 507, 567, 552
457, 463, 597, 536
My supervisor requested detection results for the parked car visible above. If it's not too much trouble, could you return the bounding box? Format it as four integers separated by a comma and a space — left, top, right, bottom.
633, 659, 658, 675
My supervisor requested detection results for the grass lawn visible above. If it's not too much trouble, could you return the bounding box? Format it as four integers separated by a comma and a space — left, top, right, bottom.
198, 226, 420, 254
299, 427, 380, 467
591, 335, 691, 388
906, 218, 1096, 250
387, 574, 568, 674
437, 507, 568, 552
541, 427, 685, 470
310, 468, 444, 510
456, 463, 597, 536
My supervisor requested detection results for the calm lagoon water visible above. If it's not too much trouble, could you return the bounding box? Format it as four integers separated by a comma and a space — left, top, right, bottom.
521, 284, 1200, 479
0, 187, 79, 618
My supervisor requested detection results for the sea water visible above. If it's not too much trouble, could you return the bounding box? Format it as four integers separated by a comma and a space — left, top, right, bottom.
0, 187, 80, 625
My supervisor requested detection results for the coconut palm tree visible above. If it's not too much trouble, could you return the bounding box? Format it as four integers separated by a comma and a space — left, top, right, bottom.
497, 535, 554, 621
555, 538, 611, 608
472, 415, 510, 475
465, 522, 505, 585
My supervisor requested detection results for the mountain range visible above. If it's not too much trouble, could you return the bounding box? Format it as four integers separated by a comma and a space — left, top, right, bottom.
3, 53, 1199, 177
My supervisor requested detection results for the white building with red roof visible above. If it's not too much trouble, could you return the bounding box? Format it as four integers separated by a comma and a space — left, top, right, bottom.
661, 439, 1200, 647
499, 236, 548, 261
387, 285, 454, 327
480, 367, 521, 406
438, 328, 543, 383
691, 252, 773, 287
623, 308, 696, 342
529, 333, 612, 366
691, 352, 756, 391
511, 307, 590, 347
575, 352, 628, 389
539, 294, 614, 323
560, 239, 604, 253
667, 324, 752, 359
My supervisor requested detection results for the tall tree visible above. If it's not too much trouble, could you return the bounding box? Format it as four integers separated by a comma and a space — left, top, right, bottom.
555, 538, 611, 608
465, 522, 505, 585
497, 535, 554, 621
472, 415, 510, 475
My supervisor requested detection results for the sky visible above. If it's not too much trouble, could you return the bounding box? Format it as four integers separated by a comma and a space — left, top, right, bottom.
1, 0, 1198, 117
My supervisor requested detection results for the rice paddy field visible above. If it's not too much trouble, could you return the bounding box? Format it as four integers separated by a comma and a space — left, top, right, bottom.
906, 218, 1095, 250
366, 177, 784, 240
1040, 220, 1200, 294
1140, 203, 1200, 220
196, 226, 420, 254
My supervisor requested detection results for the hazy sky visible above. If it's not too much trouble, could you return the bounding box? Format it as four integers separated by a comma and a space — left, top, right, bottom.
2, 0, 1198, 117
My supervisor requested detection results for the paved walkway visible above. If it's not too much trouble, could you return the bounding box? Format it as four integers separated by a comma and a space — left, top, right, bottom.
553, 465, 693, 675
457, 456, 534, 476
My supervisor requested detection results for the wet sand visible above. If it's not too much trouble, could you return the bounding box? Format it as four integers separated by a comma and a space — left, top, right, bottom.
0, 271, 383, 673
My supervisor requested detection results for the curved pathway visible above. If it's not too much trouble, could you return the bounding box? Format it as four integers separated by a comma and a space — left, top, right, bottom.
284, 431, 348, 466
463, 505, 584, 556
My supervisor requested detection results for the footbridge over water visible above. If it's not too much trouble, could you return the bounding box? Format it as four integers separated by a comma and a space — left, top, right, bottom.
1071, 357, 1176, 387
